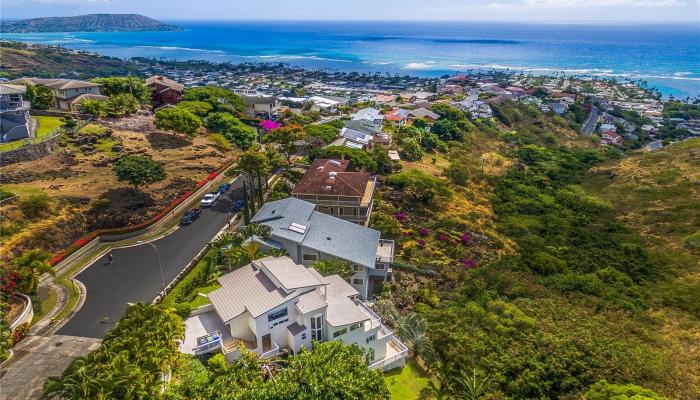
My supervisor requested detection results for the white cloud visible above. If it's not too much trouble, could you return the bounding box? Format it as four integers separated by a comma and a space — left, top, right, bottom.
487, 0, 685, 9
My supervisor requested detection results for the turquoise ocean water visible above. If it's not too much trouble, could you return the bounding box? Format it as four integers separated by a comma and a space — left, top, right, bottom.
3, 21, 699, 97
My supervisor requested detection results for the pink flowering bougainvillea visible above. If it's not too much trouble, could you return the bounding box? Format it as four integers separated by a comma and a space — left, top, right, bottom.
419, 227, 430, 236
395, 212, 407, 222
418, 239, 426, 247
460, 233, 471, 245
460, 258, 477, 269
438, 233, 450, 242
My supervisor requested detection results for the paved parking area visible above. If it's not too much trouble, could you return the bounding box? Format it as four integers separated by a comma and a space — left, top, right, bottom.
0, 335, 102, 400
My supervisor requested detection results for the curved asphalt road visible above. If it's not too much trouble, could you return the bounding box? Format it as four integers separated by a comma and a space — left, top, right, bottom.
57, 178, 243, 339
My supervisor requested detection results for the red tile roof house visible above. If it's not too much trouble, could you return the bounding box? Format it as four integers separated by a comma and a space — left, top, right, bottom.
145, 75, 184, 110
292, 159, 376, 226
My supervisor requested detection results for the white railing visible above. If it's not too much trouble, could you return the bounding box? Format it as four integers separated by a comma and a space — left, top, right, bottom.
192, 338, 222, 355
259, 341, 280, 359
369, 337, 409, 370
357, 301, 382, 324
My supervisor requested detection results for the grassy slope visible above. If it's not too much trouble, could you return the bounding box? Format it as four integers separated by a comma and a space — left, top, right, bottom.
582, 138, 700, 396
384, 359, 431, 400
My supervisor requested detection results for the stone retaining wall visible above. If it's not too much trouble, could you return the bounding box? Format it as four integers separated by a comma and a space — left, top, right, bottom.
0, 134, 61, 167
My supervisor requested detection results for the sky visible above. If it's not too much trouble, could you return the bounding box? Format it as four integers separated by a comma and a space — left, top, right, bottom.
1, 0, 699, 22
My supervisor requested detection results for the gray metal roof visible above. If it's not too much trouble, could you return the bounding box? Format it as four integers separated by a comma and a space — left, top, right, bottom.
208, 262, 296, 321
252, 198, 381, 268
322, 275, 367, 327
0, 84, 26, 95
287, 322, 307, 336
255, 257, 323, 291
295, 290, 327, 314
340, 127, 372, 145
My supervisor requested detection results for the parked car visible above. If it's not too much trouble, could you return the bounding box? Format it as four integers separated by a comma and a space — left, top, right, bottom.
200, 192, 220, 207
217, 183, 231, 194
180, 208, 202, 225
232, 198, 244, 212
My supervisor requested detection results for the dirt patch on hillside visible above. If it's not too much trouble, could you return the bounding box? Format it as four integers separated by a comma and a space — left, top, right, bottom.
0, 117, 235, 262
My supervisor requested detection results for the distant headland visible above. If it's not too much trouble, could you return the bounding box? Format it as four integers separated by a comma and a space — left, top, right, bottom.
1, 14, 180, 33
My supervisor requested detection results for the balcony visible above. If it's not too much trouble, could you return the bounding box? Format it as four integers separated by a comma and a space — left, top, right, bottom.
376, 239, 394, 264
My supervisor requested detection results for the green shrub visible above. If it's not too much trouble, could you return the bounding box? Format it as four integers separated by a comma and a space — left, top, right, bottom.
19, 192, 50, 219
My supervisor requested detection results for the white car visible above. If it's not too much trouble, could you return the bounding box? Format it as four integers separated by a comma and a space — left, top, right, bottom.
200, 192, 220, 207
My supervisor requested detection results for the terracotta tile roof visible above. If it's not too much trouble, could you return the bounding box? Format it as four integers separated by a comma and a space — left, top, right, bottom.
145, 75, 184, 92
292, 159, 370, 197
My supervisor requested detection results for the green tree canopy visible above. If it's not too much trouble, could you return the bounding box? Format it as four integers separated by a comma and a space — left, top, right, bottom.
305, 123, 339, 144
79, 98, 107, 117
311, 146, 378, 172
104, 93, 140, 117
183, 86, 245, 113
27, 85, 55, 110
400, 137, 424, 161
155, 107, 202, 137
176, 100, 214, 117
585, 380, 668, 400
113, 154, 165, 191
91, 76, 152, 104
12, 249, 54, 294
431, 103, 466, 122
206, 112, 257, 149
264, 124, 305, 164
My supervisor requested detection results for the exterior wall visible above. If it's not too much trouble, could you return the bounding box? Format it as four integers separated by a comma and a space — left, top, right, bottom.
228, 312, 256, 342
292, 193, 371, 225
251, 297, 299, 353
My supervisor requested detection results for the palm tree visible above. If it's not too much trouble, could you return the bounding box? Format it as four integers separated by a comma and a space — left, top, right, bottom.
396, 313, 434, 365
453, 369, 493, 400
13, 249, 54, 294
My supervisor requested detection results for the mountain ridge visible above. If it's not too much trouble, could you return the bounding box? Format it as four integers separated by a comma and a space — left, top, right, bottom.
1, 14, 180, 33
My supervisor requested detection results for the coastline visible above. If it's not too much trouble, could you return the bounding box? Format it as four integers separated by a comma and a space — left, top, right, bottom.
2, 20, 699, 98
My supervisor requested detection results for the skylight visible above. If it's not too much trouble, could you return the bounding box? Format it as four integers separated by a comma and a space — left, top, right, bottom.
289, 223, 308, 234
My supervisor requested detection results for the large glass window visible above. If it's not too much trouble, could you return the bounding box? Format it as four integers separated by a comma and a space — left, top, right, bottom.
311, 315, 324, 342
267, 308, 288, 322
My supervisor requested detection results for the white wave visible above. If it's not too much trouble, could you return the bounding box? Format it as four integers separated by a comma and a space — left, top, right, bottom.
404, 61, 437, 70
244, 54, 352, 63
133, 45, 224, 53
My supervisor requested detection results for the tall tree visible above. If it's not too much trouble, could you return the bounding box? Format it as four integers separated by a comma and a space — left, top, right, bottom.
12, 249, 54, 294
155, 107, 202, 137
264, 124, 306, 165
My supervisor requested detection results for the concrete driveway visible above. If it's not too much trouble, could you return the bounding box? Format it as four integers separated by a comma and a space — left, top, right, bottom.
56, 179, 244, 339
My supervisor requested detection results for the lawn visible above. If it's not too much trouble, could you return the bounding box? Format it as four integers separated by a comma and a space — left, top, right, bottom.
0, 116, 64, 152
35, 116, 64, 138
384, 359, 431, 400
190, 282, 222, 308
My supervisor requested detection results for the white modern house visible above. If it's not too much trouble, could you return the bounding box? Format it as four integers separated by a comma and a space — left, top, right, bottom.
250, 197, 394, 299
353, 107, 384, 128
180, 256, 407, 371
0, 84, 34, 143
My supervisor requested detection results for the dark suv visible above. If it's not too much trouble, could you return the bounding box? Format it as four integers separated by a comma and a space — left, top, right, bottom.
180, 208, 202, 225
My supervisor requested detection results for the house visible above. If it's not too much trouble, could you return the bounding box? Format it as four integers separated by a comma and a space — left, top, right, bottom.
308, 96, 341, 112
250, 197, 394, 299
547, 102, 568, 115
353, 107, 384, 128
600, 131, 623, 146
145, 75, 184, 109
292, 159, 376, 226
385, 108, 409, 124
240, 95, 280, 117
413, 91, 436, 102
374, 94, 397, 105
179, 256, 408, 371
344, 119, 391, 149
10, 77, 105, 111
438, 85, 463, 95
0, 84, 34, 143
387, 150, 401, 161
340, 127, 373, 150
407, 107, 440, 123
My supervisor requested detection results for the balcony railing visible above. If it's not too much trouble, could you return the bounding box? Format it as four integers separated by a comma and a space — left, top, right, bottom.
260, 341, 280, 359
376, 239, 394, 263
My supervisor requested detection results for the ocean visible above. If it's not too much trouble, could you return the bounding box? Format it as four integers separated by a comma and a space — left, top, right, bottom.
3, 21, 700, 98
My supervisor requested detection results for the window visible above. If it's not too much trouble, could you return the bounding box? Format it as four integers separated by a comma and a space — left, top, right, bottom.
267, 308, 288, 322
311, 315, 324, 342
366, 335, 376, 343
333, 328, 348, 338
375, 264, 385, 270
303, 254, 317, 261
350, 322, 363, 331
301, 333, 307, 340
268, 318, 289, 329
352, 278, 364, 285
352, 265, 364, 272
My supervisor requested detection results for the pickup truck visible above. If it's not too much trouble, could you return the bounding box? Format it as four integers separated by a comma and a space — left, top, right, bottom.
200, 192, 220, 207
231, 198, 244, 212
180, 208, 202, 225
